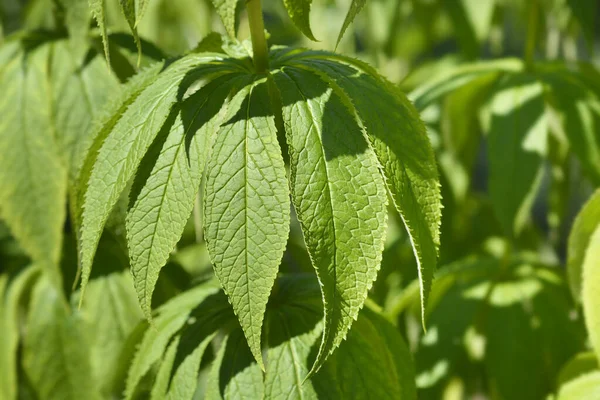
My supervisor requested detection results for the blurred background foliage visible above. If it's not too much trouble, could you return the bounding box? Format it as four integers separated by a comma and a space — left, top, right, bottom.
1, 0, 600, 399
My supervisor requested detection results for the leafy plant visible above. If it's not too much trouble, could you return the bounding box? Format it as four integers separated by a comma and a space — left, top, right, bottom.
1, 0, 600, 399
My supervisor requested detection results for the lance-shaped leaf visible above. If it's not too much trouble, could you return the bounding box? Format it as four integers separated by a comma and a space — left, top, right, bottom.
136, 0, 150, 26
23, 276, 101, 400
204, 78, 290, 369
74, 61, 164, 230
79, 55, 224, 302
488, 74, 547, 236
126, 73, 245, 319
272, 66, 387, 374
567, 189, 600, 302
283, 0, 317, 41
583, 226, 600, 361
336, 0, 366, 48
0, 46, 67, 268
211, 0, 238, 38
119, 0, 142, 65
89, 0, 110, 64
281, 53, 441, 326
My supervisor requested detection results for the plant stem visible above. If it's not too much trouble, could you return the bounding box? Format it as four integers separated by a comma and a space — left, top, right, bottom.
246, 0, 269, 73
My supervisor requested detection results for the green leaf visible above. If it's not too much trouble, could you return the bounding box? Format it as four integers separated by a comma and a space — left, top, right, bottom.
204, 77, 290, 369
409, 58, 523, 111
280, 52, 441, 326
541, 68, 600, 184
150, 336, 180, 400
126, 73, 243, 319
567, 189, 600, 302
0, 266, 40, 400
283, 0, 317, 41
443, 0, 495, 58
79, 54, 222, 304
119, 0, 142, 66
558, 352, 599, 386
208, 329, 265, 400
89, 0, 110, 65
272, 66, 387, 374
165, 332, 218, 400
211, 0, 238, 38
0, 46, 67, 268
336, 0, 366, 48
583, 225, 600, 361
135, 0, 150, 26
76, 271, 143, 396
74, 61, 164, 230
23, 275, 101, 400
557, 371, 600, 400
125, 283, 221, 399
488, 74, 547, 236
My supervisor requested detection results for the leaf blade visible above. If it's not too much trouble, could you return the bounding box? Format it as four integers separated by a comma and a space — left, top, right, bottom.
272, 66, 388, 375
126, 73, 243, 319
204, 78, 290, 369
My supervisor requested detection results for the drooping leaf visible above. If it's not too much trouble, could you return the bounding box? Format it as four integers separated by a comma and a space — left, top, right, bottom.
88, 0, 110, 65
74, 61, 164, 230
23, 275, 101, 400
567, 189, 600, 302
278, 52, 441, 326
488, 74, 547, 236
79, 54, 224, 303
272, 66, 387, 374
204, 77, 290, 369
0, 46, 67, 268
336, 0, 366, 48
0, 266, 40, 400
283, 0, 317, 41
583, 226, 600, 361
211, 0, 238, 38
126, 73, 244, 319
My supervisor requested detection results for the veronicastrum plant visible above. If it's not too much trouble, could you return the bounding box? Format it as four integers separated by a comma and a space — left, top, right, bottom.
73, 0, 440, 396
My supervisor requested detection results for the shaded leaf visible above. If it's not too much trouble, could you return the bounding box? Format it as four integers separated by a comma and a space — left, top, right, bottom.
273, 66, 387, 374
126, 73, 243, 319
488, 74, 547, 236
